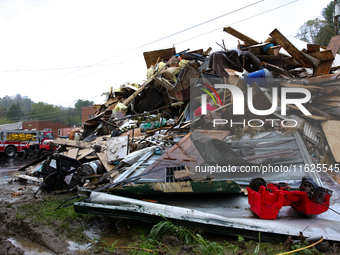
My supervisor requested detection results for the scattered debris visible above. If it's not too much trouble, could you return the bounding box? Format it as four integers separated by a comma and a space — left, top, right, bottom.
12, 26, 340, 242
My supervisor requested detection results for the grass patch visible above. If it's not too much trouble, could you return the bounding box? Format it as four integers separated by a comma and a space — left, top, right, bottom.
16, 195, 97, 242
124, 218, 324, 255
13, 199, 326, 255
149, 216, 198, 245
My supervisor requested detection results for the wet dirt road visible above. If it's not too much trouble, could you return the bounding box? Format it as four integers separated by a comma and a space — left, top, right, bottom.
0, 155, 39, 202
0, 156, 59, 254
0, 155, 128, 254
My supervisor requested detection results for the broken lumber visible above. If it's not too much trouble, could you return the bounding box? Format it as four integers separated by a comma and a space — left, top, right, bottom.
269, 29, 314, 68
322, 120, 340, 162
314, 35, 340, 76
53, 138, 92, 149
223, 26, 259, 46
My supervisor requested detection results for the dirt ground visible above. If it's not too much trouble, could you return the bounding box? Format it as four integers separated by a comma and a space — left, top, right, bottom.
0, 156, 73, 254
0, 156, 337, 255
0, 194, 70, 254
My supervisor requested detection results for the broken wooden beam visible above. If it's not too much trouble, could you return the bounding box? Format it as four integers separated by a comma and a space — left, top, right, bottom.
314, 35, 340, 76
269, 29, 314, 68
53, 138, 92, 149
223, 26, 259, 46
307, 44, 320, 53
308, 50, 335, 61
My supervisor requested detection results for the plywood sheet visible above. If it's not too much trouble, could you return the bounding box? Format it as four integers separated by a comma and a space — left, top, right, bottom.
106, 136, 128, 164
143, 47, 176, 68
96, 152, 114, 172
77, 148, 95, 160
53, 138, 91, 149
67, 148, 79, 159
322, 120, 340, 162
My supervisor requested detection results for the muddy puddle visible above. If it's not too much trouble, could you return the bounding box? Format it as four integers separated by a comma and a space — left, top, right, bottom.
0, 157, 40, 202
0, 156, 238, 254
7, 238, 55, 255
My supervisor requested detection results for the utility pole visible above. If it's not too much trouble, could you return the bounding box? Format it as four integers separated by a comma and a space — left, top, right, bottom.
335, 0, 340, 35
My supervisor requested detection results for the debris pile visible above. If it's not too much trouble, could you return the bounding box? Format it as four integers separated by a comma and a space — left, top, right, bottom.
12, 26, 340, 241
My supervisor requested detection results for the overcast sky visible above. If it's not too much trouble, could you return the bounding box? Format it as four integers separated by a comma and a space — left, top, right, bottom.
0, 0, 330, 108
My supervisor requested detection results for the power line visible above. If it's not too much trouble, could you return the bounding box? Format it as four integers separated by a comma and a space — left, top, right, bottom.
78, 0, 299, 78
136, 0, 264, 49
0, 59, 143, 73
6, 109, 85, 123
33, 0, 264, 85
173, 0, 299, 45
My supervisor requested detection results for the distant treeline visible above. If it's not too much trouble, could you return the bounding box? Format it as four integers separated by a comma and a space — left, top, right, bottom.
0, 94, 93, 126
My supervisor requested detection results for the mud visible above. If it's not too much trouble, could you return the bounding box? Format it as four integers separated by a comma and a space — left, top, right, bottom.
0, 199, 69, 254
0, 236, 25, 255
0, 156, 72, 254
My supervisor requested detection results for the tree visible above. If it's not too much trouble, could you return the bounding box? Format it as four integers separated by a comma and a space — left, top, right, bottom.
0, 106, 7, 119
74, 99, 94, 126
29, 102, 60, 121
74, 99, 94, 111
296, 18, 326, 44
296, 1, 337, 46
0, 95, 14, 109
6, 102, 23, 121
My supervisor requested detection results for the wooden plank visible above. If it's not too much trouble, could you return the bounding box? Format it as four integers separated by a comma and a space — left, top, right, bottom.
301, 51, 320, 67
269, 29, 314, 68
314, 60, 333, 76
122, 81, 149, 107
314, 101, 340, 107
321, 86, 340, 94
16, 175, 42, 183
314, 96, 340, 102
308, 50, 334, 61
53, 138, 91, 149
302, 115, 328, 121
326, 35, 340, 55
263, 63, 293, 77
257, 55, 300, 66
307, 44, 320, 53
143, 47, 176, 68
77, 148, 95, 160
67, 148, 79, 159
267, 45, 281, 56
223, 26, 259, 46
96, 152, 114, 172
314, 35, 340, 76
106, 136, 128, 164
308, 73, 340, 84
321, 121, 340, 162
307, 105, 334, 120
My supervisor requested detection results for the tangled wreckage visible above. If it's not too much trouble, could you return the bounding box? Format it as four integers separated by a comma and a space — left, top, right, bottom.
14, 27, 340, 242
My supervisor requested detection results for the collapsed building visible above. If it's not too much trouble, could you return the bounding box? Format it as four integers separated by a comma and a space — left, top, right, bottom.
16, 27, 340, 242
